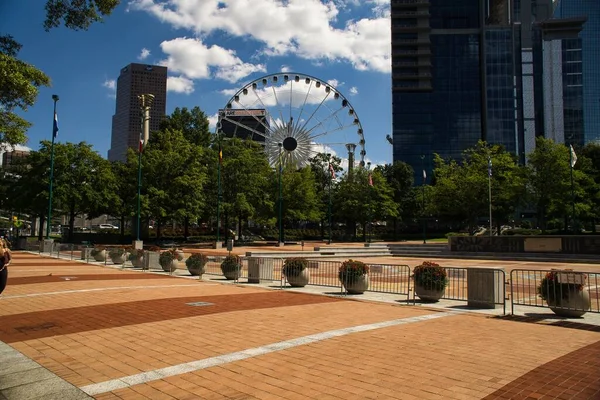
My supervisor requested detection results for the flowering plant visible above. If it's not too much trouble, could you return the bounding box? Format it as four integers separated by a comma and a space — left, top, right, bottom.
537, 270, 586, 305
413, 261, 448, 291
186, 253, 209, 270
283, 258, 308, 277
338, 259, 369, 284
221, 255, 241, 273
159, 248, 184, 266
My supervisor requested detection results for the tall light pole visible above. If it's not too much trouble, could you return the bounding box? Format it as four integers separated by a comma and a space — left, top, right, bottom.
327, 153, 333, 245
421, 154, 426, 244
46, 94, 59, 239
278, 143, 284, 246
216, 135, 223, 247
488, 155, 493, 237
136, 94, 154, 243
367, 161, 372, 243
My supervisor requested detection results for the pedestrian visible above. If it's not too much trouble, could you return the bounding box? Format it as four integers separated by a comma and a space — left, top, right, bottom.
0, 238, 12, 295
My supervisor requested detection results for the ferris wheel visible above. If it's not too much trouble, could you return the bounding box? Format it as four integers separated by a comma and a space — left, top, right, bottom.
215, 73, 367, 168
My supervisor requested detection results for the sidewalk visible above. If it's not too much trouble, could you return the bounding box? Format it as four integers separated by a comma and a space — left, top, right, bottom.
1, 253, 599, 399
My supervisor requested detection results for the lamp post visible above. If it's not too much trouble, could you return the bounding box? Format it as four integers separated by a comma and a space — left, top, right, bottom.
568, 135, 576, 232
135, 94, 154, 243
278, 143, 284, 246
46, 94, 59, 239
421, 154, 426, 244
488, 155, 493, 237
216, 135, 222, 247
367, 161, 372, 243
327, 153, 333, 245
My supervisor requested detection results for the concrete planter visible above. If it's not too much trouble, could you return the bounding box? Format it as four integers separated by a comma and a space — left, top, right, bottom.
286, 269, 310, 287
187, 266, 205, 277
161, 259, 179, 273
415, 284, 445, 303
547, 289, 591, 318
109, 253, 128, 265
341, 274, 369, 294
130, 256, 145, 268
92, 249, 107, 262
222, 268, 241, 280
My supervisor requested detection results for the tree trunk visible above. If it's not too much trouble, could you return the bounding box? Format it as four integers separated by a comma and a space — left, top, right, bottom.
362, 222, 366, 242
120, 215, 125, 237
68, 207, 76, 243
184, 217, 189, 240
238, 215, 243, 239
38, 214, 45, 241
157, 220, 162, 239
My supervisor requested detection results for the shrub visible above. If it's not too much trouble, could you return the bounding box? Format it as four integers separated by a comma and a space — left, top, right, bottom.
537, 270, 586, 305
338, 259, 369, 284
108, 247, 127, 257
186, 253, 209, 270
282, 258, 308, 277
221, 255, 241, 273
413, 261, 448, 291
159, 248, 184, 267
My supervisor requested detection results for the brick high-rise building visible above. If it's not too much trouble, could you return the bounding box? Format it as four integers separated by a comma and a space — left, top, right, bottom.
107, 63, 167, 162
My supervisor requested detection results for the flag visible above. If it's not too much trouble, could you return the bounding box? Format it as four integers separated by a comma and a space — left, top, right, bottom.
570, 145, 577, 168
368, 173, 373, 187
139, 139, 144, 153
53, 112, 59, 138
488, 157, 492, 178
422, 169, 427, 182
218, 147, 223, 164
329, 163, 335, 179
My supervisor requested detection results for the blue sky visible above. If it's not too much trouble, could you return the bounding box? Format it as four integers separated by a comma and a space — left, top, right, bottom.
1, 0, 392, 165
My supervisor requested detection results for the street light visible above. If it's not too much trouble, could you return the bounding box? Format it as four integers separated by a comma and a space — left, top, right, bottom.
327, 153, 333, 245
278, 143, 284, 246
46, 94, 59, 239
421, 154, 426, 244
367, 161, 372, 243
135, 94, 154, 243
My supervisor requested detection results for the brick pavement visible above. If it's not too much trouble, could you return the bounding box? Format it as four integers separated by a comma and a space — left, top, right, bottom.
1, 252, 600, 399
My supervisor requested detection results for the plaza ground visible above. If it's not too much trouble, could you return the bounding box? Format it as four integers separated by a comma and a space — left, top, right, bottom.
0, 250, 599, 399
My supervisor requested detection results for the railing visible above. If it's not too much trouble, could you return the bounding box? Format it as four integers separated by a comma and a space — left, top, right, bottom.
510, 269, 600, 315
365, 263, 412, 301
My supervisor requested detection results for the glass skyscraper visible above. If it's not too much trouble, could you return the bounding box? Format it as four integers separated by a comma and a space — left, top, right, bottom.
391, 0, 554, 183
554, 0, 600, 144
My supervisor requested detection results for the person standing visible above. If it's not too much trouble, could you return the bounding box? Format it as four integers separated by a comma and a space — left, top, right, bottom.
0, 238, 12, 295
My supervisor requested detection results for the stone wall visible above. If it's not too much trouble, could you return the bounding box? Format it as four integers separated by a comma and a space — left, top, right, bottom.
449, 235, 600, 255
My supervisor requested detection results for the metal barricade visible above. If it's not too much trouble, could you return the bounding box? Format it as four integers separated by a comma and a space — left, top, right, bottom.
365, 263, 411, 300
510, 269, 600, 315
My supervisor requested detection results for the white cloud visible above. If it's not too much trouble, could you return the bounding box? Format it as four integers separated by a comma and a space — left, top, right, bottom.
349, 86, 358, 95
281, 65, 291, 73
138, 48, 151, 60
128, 0, 391, 73
327, 79, 341, 88
103, 79, 116, 90
207, 112, 219, 131
167, 75, 195, 94
159, 37, 265, 83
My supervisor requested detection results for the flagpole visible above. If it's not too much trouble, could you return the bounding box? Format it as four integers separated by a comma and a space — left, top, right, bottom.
488, 156, 493, 237
278, 143, 283, 246
135, 94, 154, 243
327, 155, 333, 245
216, 137, 222, 246
46, 94, 59, 239
421, 155, 426, 244
569, 145, 576, 232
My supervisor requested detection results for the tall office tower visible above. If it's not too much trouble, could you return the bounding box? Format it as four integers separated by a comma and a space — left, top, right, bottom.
554, 1, 600, 144
107, 63, 167, 162
391, 0, 554, 183
531, 17, 586, 147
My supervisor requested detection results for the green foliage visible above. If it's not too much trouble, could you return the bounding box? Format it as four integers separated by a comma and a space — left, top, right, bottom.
44, 0, 120, 31
108, 247, 126, 257
158, 248, 183, 267
537, 270, 586, 305
282, 258, 308, 277
128, 249, 144, 261
159, 106, 211, 146
413, 261, 448, 291
280, 166, 320, 223
338, 259, 369, 284
0, 35, 51, 145
185, 253, 208, 270
220, 255, 241, 273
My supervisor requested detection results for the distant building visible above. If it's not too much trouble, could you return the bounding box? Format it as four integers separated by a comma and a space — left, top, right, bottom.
0, 144, 31, 170
217, 109, 269, 143
554, 0, 600, 144
107, 63, 167, 162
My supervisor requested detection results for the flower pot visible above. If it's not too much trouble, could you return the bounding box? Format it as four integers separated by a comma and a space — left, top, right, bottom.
341, 274, 369, 294
110, 253, 127, 265
161, 260, 179, 273
130, 255, 144, 268
415, 284, 445, 303
222, 268, 241, 280
93, 250, 106, 262
547, 288, 591, 318
286, 269, 310, 287
187, 266, 205, 277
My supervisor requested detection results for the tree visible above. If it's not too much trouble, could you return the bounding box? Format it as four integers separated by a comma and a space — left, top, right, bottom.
44, 0, 121, 31
334, 168, 397, 241
375, 161, 414, 237
279, 166, 320, 227
0, 36, 50, 145
526, 137, 573, 231
309, 153, 343, 239
159, 106, 212, 147
109, 156, 139, 236
576, 143, 600, 231
143, 128, 208, 239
